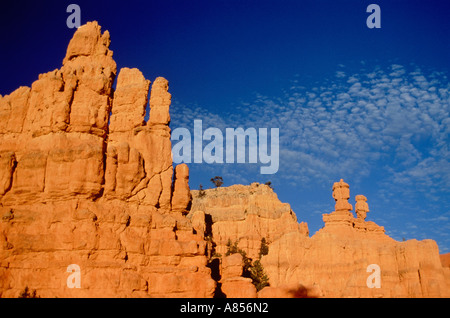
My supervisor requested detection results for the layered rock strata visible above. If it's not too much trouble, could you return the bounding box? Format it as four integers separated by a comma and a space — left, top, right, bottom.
219, 253, 257, 298
0, 22, 215, 298
189, 180, 449, 298
189, 183, 306, 260
260, 179, 449, 298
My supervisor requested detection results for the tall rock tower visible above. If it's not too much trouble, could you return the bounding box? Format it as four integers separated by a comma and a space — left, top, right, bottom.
0, 22, 215, 298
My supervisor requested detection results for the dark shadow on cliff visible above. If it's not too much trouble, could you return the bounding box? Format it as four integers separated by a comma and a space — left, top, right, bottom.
259, 284, 321, 298
207, 258, 226, 298
287, 285, 320, 298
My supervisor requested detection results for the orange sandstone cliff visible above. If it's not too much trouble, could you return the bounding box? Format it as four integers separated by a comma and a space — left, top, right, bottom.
0, 21, 214, 298
189, 183, 307, 260
261, 179, 449, 297
189, 180, 449, 298
0, 22, 449, 298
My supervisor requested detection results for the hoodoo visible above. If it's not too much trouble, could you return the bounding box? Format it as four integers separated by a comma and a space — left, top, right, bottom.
0, 21, 215, 298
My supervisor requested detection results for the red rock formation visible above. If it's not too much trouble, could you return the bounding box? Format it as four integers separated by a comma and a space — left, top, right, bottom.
441, 253, 450, 290
189, 183, 303, 260
220, 254, 257, 298
172, 164, 192, 215
441, 253, 450, 268
355, 194, 369, 221
0, 21, 214, 298
261, 179, 449, 298
188, 179, 449, 298
1, 21, 448, 299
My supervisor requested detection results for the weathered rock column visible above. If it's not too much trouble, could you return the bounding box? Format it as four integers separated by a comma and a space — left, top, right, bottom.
322, 179, 355, 230
355, 194, 369, 220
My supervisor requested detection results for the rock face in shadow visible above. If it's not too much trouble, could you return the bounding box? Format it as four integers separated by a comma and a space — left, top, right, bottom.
0, 21, 214, 298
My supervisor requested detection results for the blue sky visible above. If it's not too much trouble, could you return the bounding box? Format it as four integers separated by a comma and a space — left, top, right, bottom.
1, 0, 449, 252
